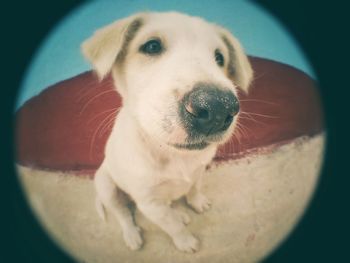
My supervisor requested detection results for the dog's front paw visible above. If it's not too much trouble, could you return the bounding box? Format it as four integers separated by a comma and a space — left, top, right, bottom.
174, 208, 191, 225
173, 232, 199, 253
187, 193, 211, 213
123, 225, 143, 250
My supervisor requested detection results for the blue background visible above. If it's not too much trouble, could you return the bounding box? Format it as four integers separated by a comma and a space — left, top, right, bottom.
17, 0, 315, 109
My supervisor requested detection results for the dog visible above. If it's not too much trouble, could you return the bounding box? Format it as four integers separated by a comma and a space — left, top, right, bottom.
82, 11, 253, 253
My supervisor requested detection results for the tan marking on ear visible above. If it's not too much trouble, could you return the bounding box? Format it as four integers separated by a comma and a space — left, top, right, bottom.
116, 19, 143, 63
217, 27, 253, 93
81, 14, 145, 80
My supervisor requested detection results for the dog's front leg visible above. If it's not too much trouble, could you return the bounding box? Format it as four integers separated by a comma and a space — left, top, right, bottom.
186, 171, 211, 213
137, 200, 199, 253
95, 165, 143, 250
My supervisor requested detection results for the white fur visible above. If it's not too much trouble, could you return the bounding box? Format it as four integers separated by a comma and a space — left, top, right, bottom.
82, 12, 253, 252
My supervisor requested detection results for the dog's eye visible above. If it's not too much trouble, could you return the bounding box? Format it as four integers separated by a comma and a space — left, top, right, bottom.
140, 39, 163, 55
215, 49, 224, 67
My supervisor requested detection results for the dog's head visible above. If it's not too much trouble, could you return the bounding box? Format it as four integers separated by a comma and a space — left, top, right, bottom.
82, 12, 253, 152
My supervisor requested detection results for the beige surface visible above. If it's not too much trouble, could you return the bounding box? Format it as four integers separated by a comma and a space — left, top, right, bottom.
17, 134, 324, 263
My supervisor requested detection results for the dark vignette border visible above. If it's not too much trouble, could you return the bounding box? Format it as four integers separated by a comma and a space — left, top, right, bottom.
1, 1, 349, 262
255, 1, 349, 262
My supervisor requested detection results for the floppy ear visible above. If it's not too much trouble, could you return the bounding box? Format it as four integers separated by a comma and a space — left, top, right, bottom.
81, 14, 144, 79
217, 27, 253, 93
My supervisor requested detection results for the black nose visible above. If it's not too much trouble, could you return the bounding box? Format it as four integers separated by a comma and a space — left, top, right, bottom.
180, 86, 239, 136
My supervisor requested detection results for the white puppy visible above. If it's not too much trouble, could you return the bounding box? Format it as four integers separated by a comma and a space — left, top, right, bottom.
82, 11, 253, 253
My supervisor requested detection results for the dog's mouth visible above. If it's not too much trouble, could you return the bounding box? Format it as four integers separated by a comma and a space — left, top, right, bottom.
168, 130, 229, 151
171, 141, 209, 150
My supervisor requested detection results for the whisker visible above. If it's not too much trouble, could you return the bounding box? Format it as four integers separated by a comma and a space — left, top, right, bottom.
89, 109, 118, 159
88, 107, 120, 124
80, 81, 115, 101
99, 111, 119, 137
238, 115, 268, 126
232, 125, 243, 152
235, 124, 245, 140
236, 121, 254, 139
98, 110, 119, 137
77, 80, 114, 103
79, 89, 117, 115
240, 111, 279, 119
76, 79, 113, 103
251, 72, 267, 82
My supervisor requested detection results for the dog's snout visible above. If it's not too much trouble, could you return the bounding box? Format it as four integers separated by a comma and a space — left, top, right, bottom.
180, 86, 239, 136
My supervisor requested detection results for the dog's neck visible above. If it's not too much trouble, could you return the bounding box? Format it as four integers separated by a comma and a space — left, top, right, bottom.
110, 107, 217, 178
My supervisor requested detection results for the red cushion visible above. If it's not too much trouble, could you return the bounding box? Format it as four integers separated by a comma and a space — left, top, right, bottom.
15, 57, 324, 174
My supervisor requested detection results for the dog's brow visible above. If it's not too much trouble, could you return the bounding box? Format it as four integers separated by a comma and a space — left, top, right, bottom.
117, 18, 144, 63
221, 35, 236, 76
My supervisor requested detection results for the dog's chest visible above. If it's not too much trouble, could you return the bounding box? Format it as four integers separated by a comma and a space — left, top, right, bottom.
151, 158, 203, 201
152, 178, 192, 202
